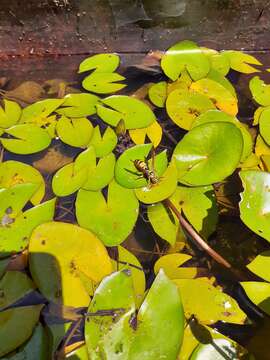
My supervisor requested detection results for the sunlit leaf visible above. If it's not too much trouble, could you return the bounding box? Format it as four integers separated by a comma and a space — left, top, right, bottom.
161, 40, 210, 81
0, 160, 45, 205
56, 93, 99, 117
167, 70, 192, 94
154, 253, 197, 279
56, 116, 93, 148
190, 78, 238, 115
0, 99, 21, 128
79, 54, 120, 74
259, 107, 270, 146
207, 68, 236, 97
97, 95, 155, 129
76, 180, 139, 246
250, 76, 270, 106
134, 160, 177, 204
148, 81, 167, 107
202, 48, 230, 76
66, 344, 89, 359
174, 278, 246, 324
247, 250, 270, 282
190, 339, 240, 360
223, 50, 261, 74
114, 144, 167, 189
29, 221, 112, 307
166, 89, 214, 130
173, 122, 243, 186
241, 282, 270, 316
82, 72, 126, 94
1, 124, 51, 154
129, 120, 162, 148
20, 99, 64, 123
239, 170, 270, 243
88, 126, 117, 157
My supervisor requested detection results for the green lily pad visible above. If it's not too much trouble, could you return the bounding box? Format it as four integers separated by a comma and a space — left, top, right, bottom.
161, 40, 210, 81
191, 110, 253, 162
259, 107, 270, 145
1, 124, 51, 154
223, 50, 261, 74
79, 54, 120, 74
207, 68, 237, 97
114, 144, 168, 189
148, 184, 217, 244
76, 180, 139, 246
239, 170, 270, 242
0, 258, 9, 279
154, 253, 197, 280
20, 99, 64, 123
29, 221, 112, 307
241, 282, 270, 316
56, 116, 93, 148
129, 270, 184, 360
0, 160, 45, 205
47, 322, 72, 359
190, 339, 239, 360
0, 305, 43, 358
56, 93, 99, 118
247, 251, 270, 282
134, 160, 178, 204
174, 278, 246, 324
166, 89, 215, 130
85, 270, 136, 360
250, 76, 270, 106
202, 48, 230, 76
173, 122, 243, 186
88, 126, 117, 157
66, 344, 89, 359
190, 78, 238, 116
82, 72, 126, 94
0, 100, 21, 129
148, 81, 167, 107
97, 95, 155, 129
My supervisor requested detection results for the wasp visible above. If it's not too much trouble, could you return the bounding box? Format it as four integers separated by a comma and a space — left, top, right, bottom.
133, 159, 159, 185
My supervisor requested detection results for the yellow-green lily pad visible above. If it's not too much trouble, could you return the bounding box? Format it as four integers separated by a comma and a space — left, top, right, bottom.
20, 99, 64, 123
56, 93, 99, 117
82, 72, 126, 94
241, 281, 270, 316
246, 250, 270, 282
250, 76, 270, 106
223, 50, 261, 74
148, 81, 167, 107
79, 54, 120, 74
88, 126, 117, 157
56, 116, 93, 148
0, 100, 21, 129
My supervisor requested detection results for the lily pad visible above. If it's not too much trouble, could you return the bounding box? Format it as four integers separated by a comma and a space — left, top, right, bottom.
166, 89, 215, 130
29, 221, 112, 307
223, 50, 261, 74
88, 126, 117, 157
247, 251, 270, 282
259, 106, 270, 145
114, 144, 168, 189
0, 100, 21, 129
207, 68, 237, 97
173, 122, 243, 186
66, 344, 89, 359
241, 282, 270, 316
203, 48, 230, 76
134, 160, 178, 204
148, 81, 167, 107
82, 72, 126, 94
97, 95, 155, 129
190, 78, 238, 116
154, 253, 197, 279
56, 93, 99, 117
20, 99, 64, 123
1, 124, 51, 154
79, 54, 120, 74
190, 339, 239, 360
76, 180, 139, 246
161, 40, 210, 81
56, 116, 93, 148
250, 76, 270, 106
239, 170, 270, 242
174, 278, 246, 324
0, 160, 45, 205
129, 120, 162, 148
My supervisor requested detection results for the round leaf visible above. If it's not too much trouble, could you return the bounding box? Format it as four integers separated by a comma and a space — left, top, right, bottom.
247, 250, 270, 282
79, 54, 120, 74
259, 106, 270, 145
224, 50, 261, 74
88, 126, 117, 157
250, 76, 270, 106
0, 100, 21, 128
148, 81, 167, 107
20, 99, 64, 123
129, 120, 163, 148
56, 93, 99, 118
56, 116, 93, 148
241, 282, 270, 316
82, 72, 126, 94
173, 122, 243, 186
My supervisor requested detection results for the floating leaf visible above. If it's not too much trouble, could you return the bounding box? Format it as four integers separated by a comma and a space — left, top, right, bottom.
207, 68, 236, 97
202, 48, 230, 76
1, 124, 51, 154
190, 78, 238, 116
88, 126, 117, 157
190, 339, 239, 360
167, 70, 192, 94
97, 95, 155, 129
166, 89, 214, 130
56, 93, 99, 117
241, 282, 270, 316
173, 122, 243, 186
223, 50, 261, 74
247, 251, 270, 282
161, 40, 210, 81
82, 72, 126, 94
134, 160, 177, 204
255, 134, 270, 170
66, 344, 89, 359
174, 278, 246, 324
56, 116, 93, 148
148, 81, 167, 107
112, 246, 145, 306
154, 253, 197, 279
76, 180, 139, 246
0, 160, 45, 205
20, 99, 64, 123
29, 222, 112, 307
239, 170, 270, 242
259, 106, 270, 146
114, 144, 167, 189
0, 99, 21, 128
129, 120, 162, 148
250, 76, 270, 106
79, 54, 120, 74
